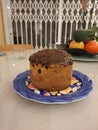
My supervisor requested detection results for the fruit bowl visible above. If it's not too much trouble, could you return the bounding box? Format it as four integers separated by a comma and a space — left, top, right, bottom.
56, 42, 98, 56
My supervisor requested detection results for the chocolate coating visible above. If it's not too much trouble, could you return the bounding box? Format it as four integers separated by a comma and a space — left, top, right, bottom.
29, 49, 73, 66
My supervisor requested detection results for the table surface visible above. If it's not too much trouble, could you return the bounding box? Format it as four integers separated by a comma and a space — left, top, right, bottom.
0, 49, 98, 130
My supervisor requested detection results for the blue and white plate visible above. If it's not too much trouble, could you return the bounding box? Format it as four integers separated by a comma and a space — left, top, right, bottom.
13, 70, 93, 104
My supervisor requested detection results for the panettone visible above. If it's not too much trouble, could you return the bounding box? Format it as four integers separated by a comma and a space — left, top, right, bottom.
29, 49, 73, 91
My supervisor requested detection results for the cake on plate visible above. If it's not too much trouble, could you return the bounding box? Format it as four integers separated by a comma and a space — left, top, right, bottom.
29, 49, 73, 91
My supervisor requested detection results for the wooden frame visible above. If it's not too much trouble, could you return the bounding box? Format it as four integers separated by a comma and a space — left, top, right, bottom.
0, 44, 33, 51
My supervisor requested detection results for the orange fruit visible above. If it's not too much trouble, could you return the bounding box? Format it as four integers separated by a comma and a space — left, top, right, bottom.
69, 40, 84, 49
84, 40, 98, 54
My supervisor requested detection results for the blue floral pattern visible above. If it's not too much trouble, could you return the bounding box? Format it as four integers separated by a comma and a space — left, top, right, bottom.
13, 70, 93, 104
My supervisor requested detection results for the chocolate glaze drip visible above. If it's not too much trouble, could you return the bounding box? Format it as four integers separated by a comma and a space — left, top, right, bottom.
29, 49, 73, 66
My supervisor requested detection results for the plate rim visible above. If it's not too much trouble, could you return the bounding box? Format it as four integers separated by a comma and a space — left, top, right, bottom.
13, 70, 93, 104
73, 55, 98, 62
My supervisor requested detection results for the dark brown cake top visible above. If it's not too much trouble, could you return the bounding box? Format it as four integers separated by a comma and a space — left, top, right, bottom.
29, 49, 73, 66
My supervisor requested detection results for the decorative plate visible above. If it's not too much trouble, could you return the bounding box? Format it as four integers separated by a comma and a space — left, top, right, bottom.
73, 55, 98, 62
13, 70, 93, 104
57, 44, 98, 62
56, 43, 98, 56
